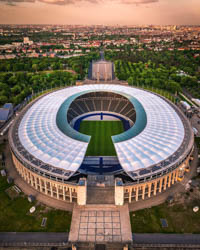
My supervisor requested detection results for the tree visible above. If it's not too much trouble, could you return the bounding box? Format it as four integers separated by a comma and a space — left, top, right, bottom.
32, 64, 38, 72
0, 95, 8, 105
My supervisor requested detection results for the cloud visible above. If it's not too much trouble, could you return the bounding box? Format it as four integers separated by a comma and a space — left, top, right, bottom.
39, 0, 99, 5
0, 0, 34, 5
0, 0, 158, 6
120, 0, 158, 4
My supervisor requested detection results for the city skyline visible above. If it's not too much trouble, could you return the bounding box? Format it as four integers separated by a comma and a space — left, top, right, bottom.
0, 0, 200, 25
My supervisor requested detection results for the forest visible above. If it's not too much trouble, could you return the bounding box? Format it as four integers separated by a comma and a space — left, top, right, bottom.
0, 49, 199, 106
106, 49, 200, 98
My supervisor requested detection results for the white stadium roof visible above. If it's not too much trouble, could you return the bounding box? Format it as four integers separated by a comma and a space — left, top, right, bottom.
18, 84, 185, 176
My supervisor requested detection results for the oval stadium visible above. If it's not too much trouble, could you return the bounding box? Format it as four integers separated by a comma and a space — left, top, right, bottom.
9, 79, 194, 205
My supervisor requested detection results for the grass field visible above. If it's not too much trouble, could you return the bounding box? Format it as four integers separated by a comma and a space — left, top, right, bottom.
79, 121, 124, 156
0, 142, 72, 232
0, 175, 72, 232
130, 200, 200, 233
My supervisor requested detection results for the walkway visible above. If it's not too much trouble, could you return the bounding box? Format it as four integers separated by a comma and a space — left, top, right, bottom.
1, 232, 200, 248
180, 92, 198, 108
0, 232, 68, 245
133, 233, 200, 245
69, 204, 132, 243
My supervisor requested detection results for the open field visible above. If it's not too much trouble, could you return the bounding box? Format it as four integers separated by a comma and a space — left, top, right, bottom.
130, 200, 200, 233
79, 121, 124, 156
0, 174, 72, 232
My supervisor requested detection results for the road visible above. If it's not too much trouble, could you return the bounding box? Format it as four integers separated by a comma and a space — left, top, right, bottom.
1, 232, 200, 247
133, 233, 200, 245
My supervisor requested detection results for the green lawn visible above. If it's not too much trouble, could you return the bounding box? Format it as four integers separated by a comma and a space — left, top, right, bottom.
0, 142, 72, 232
130, 201, 200, 233
0, 174, 72, 232
195, 137, 200, 150
79, 121, 124, 156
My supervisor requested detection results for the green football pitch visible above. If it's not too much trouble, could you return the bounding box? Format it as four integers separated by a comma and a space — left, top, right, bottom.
79, 120, 124, 156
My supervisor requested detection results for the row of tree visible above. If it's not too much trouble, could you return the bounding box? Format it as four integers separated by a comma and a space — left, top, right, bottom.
106, 49, 200, 76
114, 60, 182, 93
0, 52, 100, 80
106, 49, 200, 98
0, 71, 76, 105
0, 49, 200, 106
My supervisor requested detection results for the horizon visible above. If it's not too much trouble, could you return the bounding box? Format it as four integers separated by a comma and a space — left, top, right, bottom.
1, 24, 200, 26
0, 0, 200, 25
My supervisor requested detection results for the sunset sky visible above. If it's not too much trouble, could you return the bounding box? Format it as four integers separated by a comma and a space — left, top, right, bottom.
0, 0, 200, 25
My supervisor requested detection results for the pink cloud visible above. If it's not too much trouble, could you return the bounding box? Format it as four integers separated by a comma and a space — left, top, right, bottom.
120, 0, 158, 4
0, 0, 159, 6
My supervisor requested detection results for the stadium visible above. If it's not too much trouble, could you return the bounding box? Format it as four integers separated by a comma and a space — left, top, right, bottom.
8, 58, 194, 206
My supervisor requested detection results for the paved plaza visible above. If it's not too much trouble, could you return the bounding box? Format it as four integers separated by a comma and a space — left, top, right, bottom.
69, 204, 132, 243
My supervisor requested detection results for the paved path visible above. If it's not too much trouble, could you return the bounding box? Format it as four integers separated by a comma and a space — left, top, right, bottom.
69, 204, 132, 243
180, 92, 197, 107
0, 232, 68, 244
129, 144, 199, 212
133, 233, 200, 245
4, 142, 74, 212
1, 232, 200, 247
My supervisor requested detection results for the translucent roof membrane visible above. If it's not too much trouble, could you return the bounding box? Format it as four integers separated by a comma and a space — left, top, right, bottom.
18, 85, 185, 174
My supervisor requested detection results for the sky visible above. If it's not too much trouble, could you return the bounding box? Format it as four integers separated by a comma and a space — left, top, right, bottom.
0, 0, 200, 25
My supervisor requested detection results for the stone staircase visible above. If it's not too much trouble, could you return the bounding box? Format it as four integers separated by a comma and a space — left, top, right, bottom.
87, 186, 115, 204
87, 175, 115, 204
87, 175, 115, 187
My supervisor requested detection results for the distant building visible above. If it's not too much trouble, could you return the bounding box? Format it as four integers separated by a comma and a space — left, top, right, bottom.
0, 103, 13, 123
88, 60, 115, 82
23, 37, 33, 46
176, 70, 189, 77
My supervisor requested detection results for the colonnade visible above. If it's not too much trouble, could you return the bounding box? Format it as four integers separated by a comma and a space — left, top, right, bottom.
12, 153, 84, 203
121, 154, 192, 203
12, 151, 192, 206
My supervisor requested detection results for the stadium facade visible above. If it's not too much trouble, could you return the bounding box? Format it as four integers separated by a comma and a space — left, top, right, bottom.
9, 59, 194, 206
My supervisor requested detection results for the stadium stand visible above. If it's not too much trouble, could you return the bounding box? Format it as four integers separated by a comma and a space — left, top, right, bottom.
67, 92, 136, 124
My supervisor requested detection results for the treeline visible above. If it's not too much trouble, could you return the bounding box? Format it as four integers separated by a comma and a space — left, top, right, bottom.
0, 52, 100, 79
114, 60, 181, 93
107, 49, 200, 97
0, 71, 76, 106
106, 50, 200, 76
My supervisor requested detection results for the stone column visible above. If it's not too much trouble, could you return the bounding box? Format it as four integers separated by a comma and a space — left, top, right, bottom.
148, 183, 152, 198
175, 169, 179, 182
171, 171, 175, 184
63, 186, 66, 201
77, 178, 87, 205
168, 173, 172, 188
142, 185, 145, 200
69, 188, 72, 203
135, 187, 139, 201
154, 181, 157, 195
39, 177, 42, 192
44, 180, 48, 195
115, 178, 124, 205
159, 178, 163, 193
129, 188, 132, 203
163, 176, 167, 191
50, 182, 53, 197
56, 184, 59, 199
